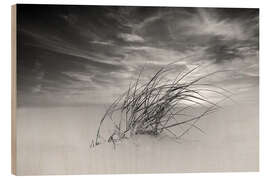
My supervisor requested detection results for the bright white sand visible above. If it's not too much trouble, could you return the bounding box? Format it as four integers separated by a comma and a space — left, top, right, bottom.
15, 104, 259, 175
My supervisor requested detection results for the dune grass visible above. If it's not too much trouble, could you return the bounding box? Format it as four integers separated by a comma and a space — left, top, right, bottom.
91, 62, 233, 148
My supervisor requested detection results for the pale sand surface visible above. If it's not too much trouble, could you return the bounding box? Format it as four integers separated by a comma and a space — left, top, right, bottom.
16, 104, 259, 175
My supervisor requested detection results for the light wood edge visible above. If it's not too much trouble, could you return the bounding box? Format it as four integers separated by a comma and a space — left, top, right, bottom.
11, 4, 17, 175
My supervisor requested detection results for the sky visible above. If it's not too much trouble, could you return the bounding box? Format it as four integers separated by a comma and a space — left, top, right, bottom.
17, 5, 259, 107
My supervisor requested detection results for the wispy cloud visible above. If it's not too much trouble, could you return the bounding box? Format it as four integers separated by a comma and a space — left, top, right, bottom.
185, 9, 249, 41
17, 5, 259, 106
89, 40, 114, 46
118, 33, 145, 42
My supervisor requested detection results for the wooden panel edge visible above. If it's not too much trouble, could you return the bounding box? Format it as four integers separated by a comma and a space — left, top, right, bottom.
11, 4, 17, 175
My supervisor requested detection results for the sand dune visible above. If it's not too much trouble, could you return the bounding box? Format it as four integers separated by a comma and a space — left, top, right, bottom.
16, 104, 259, 175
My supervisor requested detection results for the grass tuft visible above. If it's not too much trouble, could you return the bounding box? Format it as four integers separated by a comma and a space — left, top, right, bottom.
91, 62, 233, 148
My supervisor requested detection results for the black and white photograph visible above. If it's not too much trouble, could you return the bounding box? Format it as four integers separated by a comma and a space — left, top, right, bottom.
13, 4, 259, 175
